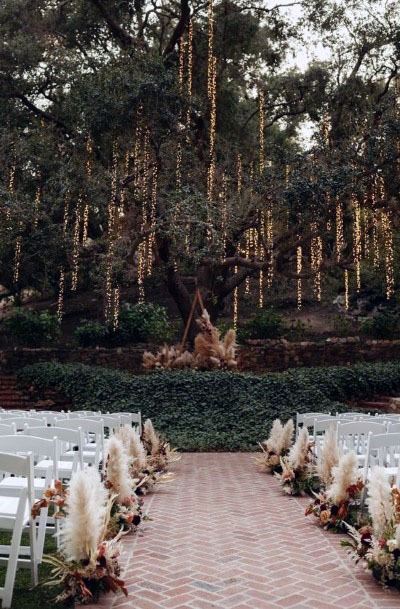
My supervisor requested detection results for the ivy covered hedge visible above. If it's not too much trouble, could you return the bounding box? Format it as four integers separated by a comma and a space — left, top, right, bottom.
16, 361, 400, 451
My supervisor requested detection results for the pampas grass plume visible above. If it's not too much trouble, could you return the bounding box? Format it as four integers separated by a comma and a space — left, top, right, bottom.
280, 419, 294, 453
60, 468, 107, 562
317, 427, 340, 489
327, 451, 358, 504
265, 419, 283, 454
288, 427, 309, 470
105, 436, 134, 503
143, 418, 160, 455
367, 466, 393, 539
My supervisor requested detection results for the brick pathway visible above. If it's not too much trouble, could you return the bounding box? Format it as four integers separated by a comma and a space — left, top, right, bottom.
90, 453, 400, 609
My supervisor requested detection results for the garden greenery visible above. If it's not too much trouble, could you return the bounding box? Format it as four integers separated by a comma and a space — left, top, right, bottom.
17, 361, 400, 451
2, 309, 61, 347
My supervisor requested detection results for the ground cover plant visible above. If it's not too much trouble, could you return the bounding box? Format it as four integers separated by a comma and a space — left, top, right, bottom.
17, 360, 400, 451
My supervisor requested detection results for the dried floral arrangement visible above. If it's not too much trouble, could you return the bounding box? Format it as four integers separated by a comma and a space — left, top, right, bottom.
342, 467, 400, 588
143, 309, 238, 370
254, 418, 294, 473
114, 420, 177, 495
103, 436, 143, 536
274, 427, 317, 495
306, 451, 365, 531
40, 468, 128, 605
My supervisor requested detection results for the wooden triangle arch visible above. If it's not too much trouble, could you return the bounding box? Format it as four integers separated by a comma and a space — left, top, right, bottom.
179, 289, 205, 355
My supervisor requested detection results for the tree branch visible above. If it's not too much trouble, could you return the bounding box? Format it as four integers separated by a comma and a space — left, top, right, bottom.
89, 0, 133, 49
163, 0, 190, 57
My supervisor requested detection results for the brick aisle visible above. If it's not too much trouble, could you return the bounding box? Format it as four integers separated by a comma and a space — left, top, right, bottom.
91, 453, 400, 609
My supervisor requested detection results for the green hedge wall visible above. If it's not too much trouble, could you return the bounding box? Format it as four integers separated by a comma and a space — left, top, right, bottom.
17, 361, 400, 451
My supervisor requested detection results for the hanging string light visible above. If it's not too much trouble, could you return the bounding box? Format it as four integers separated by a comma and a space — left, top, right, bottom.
57, 193, 70, 321
233, 266, 238, 330
146, 164, 158, 277
104, 145, 118, 322
6, 162, 15, 230
353, 195, 362, 292
310, 222, 322, 301
259, 90, 265, 174
362, 204, 370, 259
258, 210, 265, 308
381, 211, 395, 299
266, 206, 274, 288
335, 197, 344, 262
297, 245, 302, 310
33, 178, 41, 230
372, 175, 382, 270
186, 17, 193, 134
344, 270, 349, 311
71, 196, 81, 291
220, 171, 228, 252
207, 55, 217, 203
13, 224, 22, 284
82, 135, 93, 245
113, 287, 120, 331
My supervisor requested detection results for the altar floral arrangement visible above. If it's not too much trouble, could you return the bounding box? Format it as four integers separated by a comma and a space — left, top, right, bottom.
254, 418, 294, 473
342, 467, 400, 588
306, 451, 365, 531
274, 427, 316, 495
42, 468, 128, 605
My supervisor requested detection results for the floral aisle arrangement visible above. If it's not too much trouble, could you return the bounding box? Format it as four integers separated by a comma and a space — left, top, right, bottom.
254, 418, 294, 473
41, 468, 127, 605
142, 418, 180, 472
274, 427, 317, 495
306, 451, 365, 531
114, 422, 176, 494
103, 436, 143, 536
343, 467, 400, 588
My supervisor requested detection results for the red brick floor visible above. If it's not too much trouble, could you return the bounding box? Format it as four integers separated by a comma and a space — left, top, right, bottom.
87, 453, 400, 609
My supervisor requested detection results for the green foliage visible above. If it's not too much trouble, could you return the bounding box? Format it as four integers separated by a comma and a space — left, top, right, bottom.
17, 360, 400, 451
74, 320, 108, 347
74, 303, 172, 347
2, 309, 60, 347
360, 309, 400, 339
238, 308, 287, 341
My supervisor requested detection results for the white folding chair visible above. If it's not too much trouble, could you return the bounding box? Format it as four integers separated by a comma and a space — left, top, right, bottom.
83, 414, 122, 436
0, 423, 17, 435
1, 416, 48, 431
296, 412, 329, 437
313, 417, 349, 456
362, 432, 400, 491
109, 411, 142, 434
0, 451, 37, 608
337, 420, 388, 465
54, 418, 104, 468
388, 422, 400, 433
24, 426, 84, 478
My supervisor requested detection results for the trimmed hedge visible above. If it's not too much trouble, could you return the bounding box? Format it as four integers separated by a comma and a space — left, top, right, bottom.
17, 361, 400, 451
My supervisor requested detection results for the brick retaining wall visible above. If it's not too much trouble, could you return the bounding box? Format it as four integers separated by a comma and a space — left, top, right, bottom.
0, 337, 399, 375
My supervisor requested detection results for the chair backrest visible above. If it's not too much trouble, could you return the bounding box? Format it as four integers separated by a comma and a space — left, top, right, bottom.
54, 418, 104, 467
363, 432, 400, 486
40, 412, 68, 424
337, 420, 387, 455
83, 414, 122, 435
108, 411, 142, 433
296, 412, 329, 435
23, 426, 84, 471
0, 423, 17, 435
1, 416, 47, 431
0, 434, 58, 483
68, 410, 101, 417
388, 422, 400, 433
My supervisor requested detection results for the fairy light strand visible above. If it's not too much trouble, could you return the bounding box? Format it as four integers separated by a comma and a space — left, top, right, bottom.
310, 222, 322, 301
82, 135, 93, 245
259, 90, 265, 174
297, 245, 302, 310
33, 181, 41, 230
71, 196, 81, 291
57, 193, 70, 320
382, 211, 395, 299
353, 194, 362, 292
335, 197, 344, 262
344, 270, 349, 311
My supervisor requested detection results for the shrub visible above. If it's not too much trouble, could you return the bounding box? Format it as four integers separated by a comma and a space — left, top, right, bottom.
360, 309, 400, 339
238, 308, 287, 341
74, 321, 108, 347
3, 309, 60, 347
74, 303, 172, 347
17, 360, 400, 451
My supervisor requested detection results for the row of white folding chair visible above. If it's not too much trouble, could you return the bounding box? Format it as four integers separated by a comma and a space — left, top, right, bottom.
0, 451, 39, 608
53, 418, 104, 468
0, 436, 56, 558
336, 420, 388, 465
